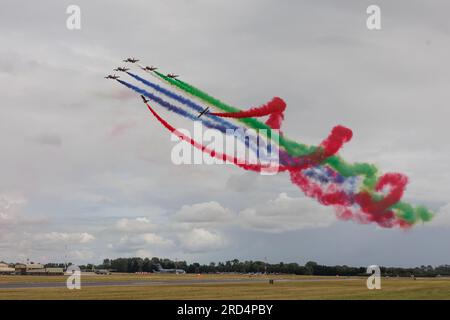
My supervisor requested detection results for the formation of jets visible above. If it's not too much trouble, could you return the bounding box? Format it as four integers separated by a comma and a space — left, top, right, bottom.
113, 67, 129, 72
104, 74, 120, 79
123, 57, 139, 63
106, 59, 182, 81
107, 59, 213, 120
106, 59, 186, 111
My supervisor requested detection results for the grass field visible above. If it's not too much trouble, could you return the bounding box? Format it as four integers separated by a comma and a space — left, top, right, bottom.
1, 274, 449, 299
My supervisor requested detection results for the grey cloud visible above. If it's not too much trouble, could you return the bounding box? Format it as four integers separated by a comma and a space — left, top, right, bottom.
239, 193, 336, 233
173, 201, 234, 227
31, 133, 62, 147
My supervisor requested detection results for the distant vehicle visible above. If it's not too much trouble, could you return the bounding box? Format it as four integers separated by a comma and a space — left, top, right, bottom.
113, 67, 130, 72
141, 65, 158, 71
123, 57, 139, 63
167, 73, 179, 79
105, 74, 120, 79
95, 269, 111, 275
154, 263, 186, 274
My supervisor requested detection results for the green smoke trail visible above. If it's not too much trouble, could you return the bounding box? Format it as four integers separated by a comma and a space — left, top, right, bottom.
393, 202, 434, 224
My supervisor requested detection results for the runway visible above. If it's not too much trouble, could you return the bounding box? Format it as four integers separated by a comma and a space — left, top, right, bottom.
0, 277, 360, 289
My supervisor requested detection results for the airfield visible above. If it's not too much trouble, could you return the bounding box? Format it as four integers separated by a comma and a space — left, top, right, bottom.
1, 273, 450, 299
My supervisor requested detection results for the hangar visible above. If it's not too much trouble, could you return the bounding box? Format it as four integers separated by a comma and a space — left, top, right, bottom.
14, 263, 64, 275
0, 263, 15, 275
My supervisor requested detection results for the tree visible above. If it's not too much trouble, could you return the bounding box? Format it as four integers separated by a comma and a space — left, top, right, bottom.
305, 261, 318, 275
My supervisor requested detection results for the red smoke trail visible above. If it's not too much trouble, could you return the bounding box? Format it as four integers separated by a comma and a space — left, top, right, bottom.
210, 97, 286, 130
210, 97, 286, 118
320, 125, 353, 157
285, 125, 353, 167
265, 111, 284, 130
353, 173, 409, 227
289, 169, 411, 228
289, 170, 351, 207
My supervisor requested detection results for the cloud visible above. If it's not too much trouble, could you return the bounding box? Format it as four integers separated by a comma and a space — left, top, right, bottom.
135, 249, 154, 258
35, 232, 95, 244
181, 228, 227, 253
225, 173, 261, 192
109, 233, 174, 254
140, 233, 173, 246
115, 217, 157, 233
429, 203, 450, 227
68, 250, 95, 261
0, 193, 26, 224
108, 121, 137, 139
32, 133, 62, 147
239, 193, 336, 233
174, 201, 233, 227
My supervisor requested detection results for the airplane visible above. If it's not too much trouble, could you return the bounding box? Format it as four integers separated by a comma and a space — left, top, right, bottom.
197, 107, 210, 118
113, 67, 130, 72
167, 73, 179, 79
123, 57, 139, 63
94, 269, 111, 275
141, 65, 158, 71
104, 74, 120, 79
154, 264, 186, 274
141, 95, 149, 103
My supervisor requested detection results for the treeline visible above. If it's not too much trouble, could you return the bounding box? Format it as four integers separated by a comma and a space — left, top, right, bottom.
75, 258, 450, 277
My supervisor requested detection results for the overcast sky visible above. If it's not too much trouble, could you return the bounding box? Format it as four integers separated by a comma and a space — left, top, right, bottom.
1, 0, 449, 267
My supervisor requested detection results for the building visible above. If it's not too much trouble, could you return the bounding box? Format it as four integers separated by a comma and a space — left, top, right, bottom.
13, 263, 27, 275
15, 263, 46, 275
14, 263, 63, 275
45, 267, 64, 275
0, 263, 15, 275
